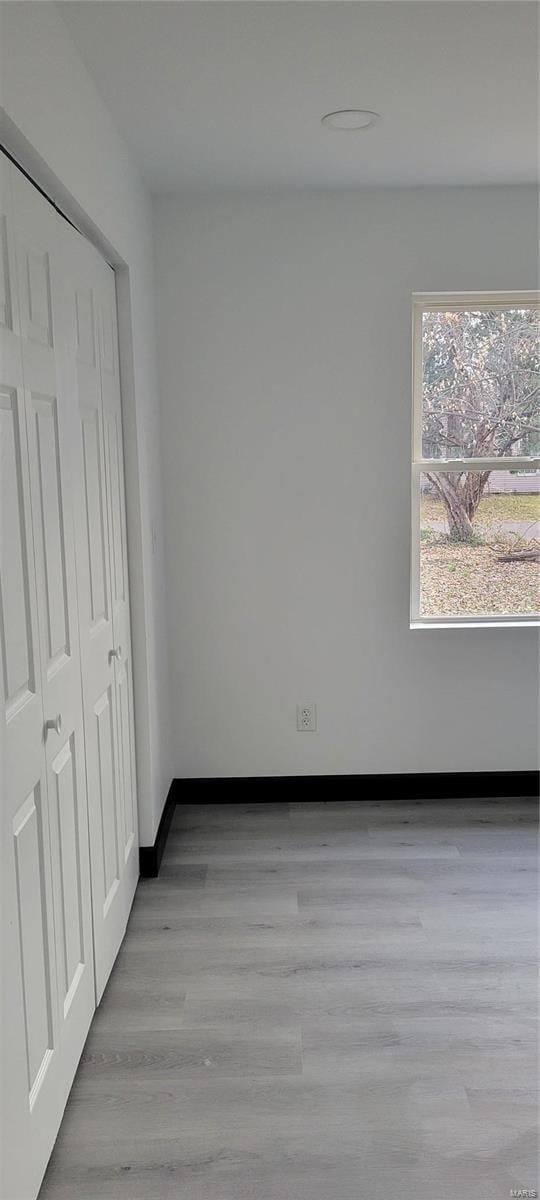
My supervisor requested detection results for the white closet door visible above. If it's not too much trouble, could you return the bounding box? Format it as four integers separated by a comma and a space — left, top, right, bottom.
97, 260, 138, 920
0, 158, 55, 1200
1, 161, 94, 1200
64, 227, 138, 1001
1, 155, 139, 1196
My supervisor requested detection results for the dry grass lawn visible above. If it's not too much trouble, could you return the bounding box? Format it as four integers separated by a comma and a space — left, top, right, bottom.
420, 543, 539, 617
420, 490, 539, 616
421, 492, 539, 527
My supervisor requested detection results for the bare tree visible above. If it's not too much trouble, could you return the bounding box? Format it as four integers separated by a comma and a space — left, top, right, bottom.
422, 308, 539, 541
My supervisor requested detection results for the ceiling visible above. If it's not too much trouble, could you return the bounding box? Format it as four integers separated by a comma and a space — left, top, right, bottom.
59, 1, 539, 192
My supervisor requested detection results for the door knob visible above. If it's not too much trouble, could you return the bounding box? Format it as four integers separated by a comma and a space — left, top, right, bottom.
45, 714, 62, 735
109, 646, 122, 661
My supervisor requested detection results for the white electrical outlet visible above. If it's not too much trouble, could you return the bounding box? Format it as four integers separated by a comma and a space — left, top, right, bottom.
297, 703, 317, 732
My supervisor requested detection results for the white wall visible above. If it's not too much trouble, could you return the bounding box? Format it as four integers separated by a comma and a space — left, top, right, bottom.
154, 187, 539, 778
0, 2, 171, 841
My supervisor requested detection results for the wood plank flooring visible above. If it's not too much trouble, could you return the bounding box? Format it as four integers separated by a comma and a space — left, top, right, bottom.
39, 799, 539, 1200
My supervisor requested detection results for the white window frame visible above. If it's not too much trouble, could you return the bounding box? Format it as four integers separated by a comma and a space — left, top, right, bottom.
411, 291, 540, 629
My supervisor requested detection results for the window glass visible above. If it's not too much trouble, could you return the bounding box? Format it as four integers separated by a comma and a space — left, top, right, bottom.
419, 470, 540, 619
421, 308, 539, 460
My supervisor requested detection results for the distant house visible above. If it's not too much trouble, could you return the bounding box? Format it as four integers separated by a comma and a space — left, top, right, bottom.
421, 471, 537, 496
485, 471, 538, 495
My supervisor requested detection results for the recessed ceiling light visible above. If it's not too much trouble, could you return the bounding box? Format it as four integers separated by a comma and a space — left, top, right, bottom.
321, 110, 380, 132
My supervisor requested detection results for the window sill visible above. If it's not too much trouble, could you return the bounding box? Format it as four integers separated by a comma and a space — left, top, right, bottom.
410, 619, 539, 631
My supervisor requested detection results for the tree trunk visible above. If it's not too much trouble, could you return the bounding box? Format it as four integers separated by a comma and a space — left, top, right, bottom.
426, 471, 490, 541
462, 471, 491, 520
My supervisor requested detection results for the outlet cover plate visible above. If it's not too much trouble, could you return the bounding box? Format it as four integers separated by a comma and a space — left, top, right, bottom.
297, 703, 317, 732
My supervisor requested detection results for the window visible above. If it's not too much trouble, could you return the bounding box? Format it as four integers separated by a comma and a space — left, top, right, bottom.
411, 294, 540, 626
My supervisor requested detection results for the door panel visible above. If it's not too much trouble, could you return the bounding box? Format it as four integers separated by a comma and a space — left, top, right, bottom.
0, 213, 12, 329
49, 731, 87, 1014
75, 286, 96, 367
81, 405, 109, 628
12, 784, 56, 1100
117, 654, 136, 859
20, 245, 54, 348
95, 685, 121, 909
30, 392, 70, 669
0, 387, 36, 710
105, 411, 126, 608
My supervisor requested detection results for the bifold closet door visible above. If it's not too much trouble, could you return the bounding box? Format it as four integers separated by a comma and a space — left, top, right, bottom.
1, 153, 139, 1195
97, 253, 138, 936
63, 223, 138, 1001
1, 160, 95, 1200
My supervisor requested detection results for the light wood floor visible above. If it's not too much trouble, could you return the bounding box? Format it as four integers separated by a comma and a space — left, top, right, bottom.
40, 798, 539, 1200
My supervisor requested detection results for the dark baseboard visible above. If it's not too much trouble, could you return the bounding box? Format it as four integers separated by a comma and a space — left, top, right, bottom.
173, 771, 539, 800
140, 772, 538, 875
139, 781, 179, 878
